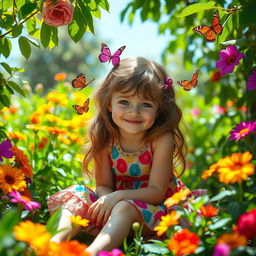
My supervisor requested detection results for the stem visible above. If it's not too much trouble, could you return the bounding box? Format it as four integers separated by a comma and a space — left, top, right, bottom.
238, 182, 243, 203
0, 10, 39, 38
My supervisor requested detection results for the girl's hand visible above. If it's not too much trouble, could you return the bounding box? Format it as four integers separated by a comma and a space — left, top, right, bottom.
87, 192, 120, 226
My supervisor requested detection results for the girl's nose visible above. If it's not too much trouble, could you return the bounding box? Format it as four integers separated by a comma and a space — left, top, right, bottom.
129, 105, 140, 115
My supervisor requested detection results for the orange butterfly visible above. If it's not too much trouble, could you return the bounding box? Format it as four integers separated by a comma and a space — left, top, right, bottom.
72, 98, 90, 115
72, 73, 95, 90
177, 70, 199, 91
193, 10, 223, 42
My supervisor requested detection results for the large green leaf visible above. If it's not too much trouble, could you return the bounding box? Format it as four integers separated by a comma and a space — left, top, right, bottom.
40, 22, 51, 48
78, 0, 94, 34
178, 2, 216, 17
97, 0, 110, 12
8, 80, 26, 97
0, 37, 12, 58
19, 2, 37, 19
11, 24, 23, 38
18, 36, 31, 59
0, 62, 12, 75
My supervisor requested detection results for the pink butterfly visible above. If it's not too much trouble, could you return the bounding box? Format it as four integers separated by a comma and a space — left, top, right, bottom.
98, 43, 126, 66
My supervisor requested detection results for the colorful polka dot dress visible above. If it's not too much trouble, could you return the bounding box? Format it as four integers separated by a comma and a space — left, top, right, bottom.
48, 140, 207, 231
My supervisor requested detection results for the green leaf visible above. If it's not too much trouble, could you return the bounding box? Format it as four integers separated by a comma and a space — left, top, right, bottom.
78, 0, 94, 33
210, 190, 236, 202
0, 94, 11, 107
26, 18, 37, 35
0, 62, 12, 75
240, 3, 256, 26
11, 24, 23, 38
18, 36, 31, 59
178, 1, 216, 17
97, 0, 109, 12
8, 81, 26, 97
26, 37, 40, 48
0, 210, 20, 239
19, 2, 37, 19
0, 37, 12, 58
209, 218, 231, 230
40, 22, 51, 48
68, 7, 86, 43
46, 208, 62, 235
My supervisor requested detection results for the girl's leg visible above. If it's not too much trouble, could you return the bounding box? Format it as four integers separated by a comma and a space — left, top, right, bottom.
50, 208, 81, 243
85, 201, 142, 256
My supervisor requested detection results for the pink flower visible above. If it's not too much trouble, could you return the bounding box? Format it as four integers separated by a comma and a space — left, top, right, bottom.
228, 121, 256, 141
237, 209, 256, 239
98, 249, 124, 256
190, 108, 200, 117
213, 244, 230, 256
213, 105, 226, 114
42, 0, 74, 27
9, 190, 40, 211
246, 69, 256, 91
216, 45, 244, 76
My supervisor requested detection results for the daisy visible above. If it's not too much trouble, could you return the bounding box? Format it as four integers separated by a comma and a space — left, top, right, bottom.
228, 121, 256, 141
70, 215, 89, 227
0, 164, 26, 194
164, 188, 190, 208
216, 45, 244, 76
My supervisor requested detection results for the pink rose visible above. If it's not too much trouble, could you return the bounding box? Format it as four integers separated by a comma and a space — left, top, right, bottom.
42, 0, 74, 27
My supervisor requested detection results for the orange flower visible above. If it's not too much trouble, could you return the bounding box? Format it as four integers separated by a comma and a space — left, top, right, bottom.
38, 137, 48, 149
0, 164, 26, 194
11, 146, 33, 177
48, 240, 89, 256
217, 152, 254, 184
8, 106, 18, 114
199, 205, 219, 218
164, 188, 190, 208
30, 112, 41, 124
168, 229, 200, 256
7, 132, 26, 141
46, 126, 67, 135
54, 72, 67, 81
217, 232, 247, 249
201, 163, 219, 180
154, 211, 181, 236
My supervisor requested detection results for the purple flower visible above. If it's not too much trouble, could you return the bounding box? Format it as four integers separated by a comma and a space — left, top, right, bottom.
216, 45, 244, 76
9, 190, 41, 211
246, 69, 256, 91
228, 121, 256, 141
98, 249, 124, 256
0, 139, 14, 162
213, 244, 230, 256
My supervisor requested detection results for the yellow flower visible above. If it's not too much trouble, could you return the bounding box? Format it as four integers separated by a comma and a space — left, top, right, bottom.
217, 152, 254, 184
0, 165, 26, 194
14, 220, 51, 252
46, 92, 68, 106
154, 211, 181, 236
12, 146, 33, 177
70, 216, 89, 227
7, 131, 26, 141
164, 188, 190, 208
26, 124, 48, 132
201, 163, 219, 180
217, 232, 247, 249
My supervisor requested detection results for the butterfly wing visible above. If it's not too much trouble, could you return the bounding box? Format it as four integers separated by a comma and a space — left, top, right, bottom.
72, 98, 90, 115
72, 73, 86, 89
99, 43, 112, 63
111, 46, 126, 66
193, 25, 212, 36
177, 70, 199, 91
83, 98, 90, 113
212, 10, 223, 35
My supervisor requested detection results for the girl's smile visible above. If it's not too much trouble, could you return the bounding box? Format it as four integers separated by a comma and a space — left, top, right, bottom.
108, 91, 158, 137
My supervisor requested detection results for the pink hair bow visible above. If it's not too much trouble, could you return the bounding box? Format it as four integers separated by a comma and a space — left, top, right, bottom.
163, 77, 173, 90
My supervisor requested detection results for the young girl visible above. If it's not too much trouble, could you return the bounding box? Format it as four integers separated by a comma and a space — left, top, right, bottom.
48, 57, 205, 255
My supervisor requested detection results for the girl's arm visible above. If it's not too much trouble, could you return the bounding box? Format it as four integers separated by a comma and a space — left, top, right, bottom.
113, 132, 174, 204
94, 147, 114, 197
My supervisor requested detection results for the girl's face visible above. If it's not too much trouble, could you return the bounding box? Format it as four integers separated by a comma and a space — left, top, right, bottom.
108, 90, 158, 137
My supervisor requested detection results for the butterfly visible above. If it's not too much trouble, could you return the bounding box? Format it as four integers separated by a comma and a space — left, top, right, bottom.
0, 139, 14, 162
177, 70, 199, 91
98, 43, 126, 66
72, 98, 90, 115
72, 73, 95, 90
192, 10, 223, 42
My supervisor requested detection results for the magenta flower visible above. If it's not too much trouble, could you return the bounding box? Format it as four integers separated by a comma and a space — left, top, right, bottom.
190, 108, 200, 117
213, 244, 230, 256
0, 139, 14, 162
9, 190, 41, 211
246, 69, 256, 91
216, 45, 244, 76
98, 249, 124, 256
228, 121, 256, 141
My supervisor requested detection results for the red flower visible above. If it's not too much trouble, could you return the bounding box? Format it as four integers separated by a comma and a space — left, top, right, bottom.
199, 205, 219, 218
168, 229, 200, 255
237, 209, 256, 239
211, 71, 221, 82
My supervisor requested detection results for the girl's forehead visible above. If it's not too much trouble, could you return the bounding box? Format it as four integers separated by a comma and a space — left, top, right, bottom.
112, 90, 154, 101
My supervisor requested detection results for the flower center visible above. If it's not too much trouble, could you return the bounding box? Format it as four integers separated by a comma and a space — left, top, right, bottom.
227, 56, 236, 65
238, 128, 249, 135
5, 175, 15, 184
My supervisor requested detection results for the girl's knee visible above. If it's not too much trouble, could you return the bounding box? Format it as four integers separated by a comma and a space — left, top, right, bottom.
112, 201, 140, 220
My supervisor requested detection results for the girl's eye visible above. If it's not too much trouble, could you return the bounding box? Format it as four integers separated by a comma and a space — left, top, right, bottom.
142, 102, 153, 108
119, 100, 129, 105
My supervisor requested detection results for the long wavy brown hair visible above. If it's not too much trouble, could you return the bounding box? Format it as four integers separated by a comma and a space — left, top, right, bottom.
83, 57, 187, 178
